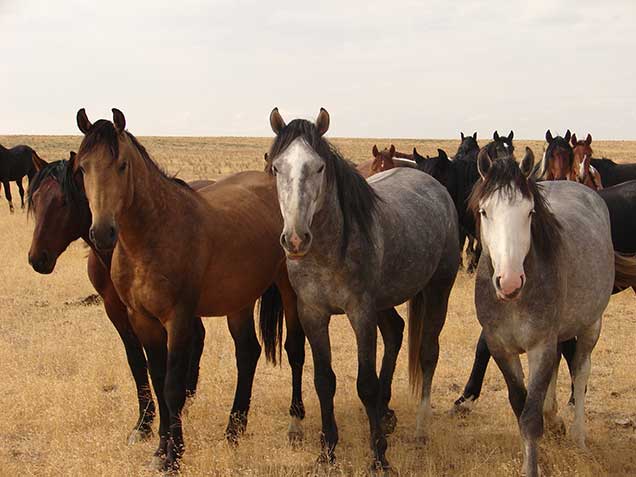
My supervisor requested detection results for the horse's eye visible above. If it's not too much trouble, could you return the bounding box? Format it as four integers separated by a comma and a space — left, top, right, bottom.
272, 165, 278, 175
317, 165, 325, 174
118, 161, 127, 173
479, 208, 487, 218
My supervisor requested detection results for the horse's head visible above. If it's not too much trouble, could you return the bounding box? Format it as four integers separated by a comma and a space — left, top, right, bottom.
457, 132, 479, 158
543, 129, 573, 180
472, 148, 539, 301
371, 145, 396, 173
27, 152, 89, 274
413, 148, 456, 194
570, 133, 601, 189
490, 130, 515, 157
75, 108, 138, 251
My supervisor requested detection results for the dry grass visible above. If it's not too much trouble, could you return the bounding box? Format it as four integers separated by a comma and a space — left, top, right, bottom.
0, 134, 635, 476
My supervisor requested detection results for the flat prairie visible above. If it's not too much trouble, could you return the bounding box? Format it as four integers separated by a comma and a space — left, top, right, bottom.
0, 134, 634, 476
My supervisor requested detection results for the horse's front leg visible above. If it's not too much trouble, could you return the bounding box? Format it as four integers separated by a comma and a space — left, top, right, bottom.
16, 178, 25, 209
163, 305, 196, 472
520, 343, 558, 477
377, 307, 404, 435
454, 330, 492, 413
298, 304, 337, 465
347, 305, 390, 472
225, 305, 261, 444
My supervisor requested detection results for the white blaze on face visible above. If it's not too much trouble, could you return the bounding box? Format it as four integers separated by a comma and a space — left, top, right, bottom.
479, 186, 534, 299
272, 138, 325, 254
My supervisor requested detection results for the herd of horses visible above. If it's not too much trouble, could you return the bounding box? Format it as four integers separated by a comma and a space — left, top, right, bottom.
4, 108, 635, 476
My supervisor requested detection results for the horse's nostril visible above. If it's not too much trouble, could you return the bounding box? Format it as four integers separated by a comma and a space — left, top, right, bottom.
303, 233, 310, 242
109, 226, 116, 241
495, 276, 502, 290
89, 228, 96, 243
280, 234, 287, 248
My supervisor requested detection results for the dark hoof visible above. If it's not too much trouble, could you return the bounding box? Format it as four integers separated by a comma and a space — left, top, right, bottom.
381, 409, 397, 435
225, 412, 248, 446
150, 453, 166, 471
370, 460, 396, 477
127, 425, 154, 445
316, 451, 336, 467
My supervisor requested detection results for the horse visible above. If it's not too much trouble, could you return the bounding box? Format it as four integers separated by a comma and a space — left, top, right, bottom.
591, 157, 636, 187
27, 152, 209, 444
533, 130, 573, 181
470, 149, 614, 476
485, 130, 514, 158
413, 147, 482, 273
268, 107, 459, 471
0, 143, 39, 212
73, 108, 307, 472
569, 133, 603, 190
456, 132, 480, 162
357, 145, 416, 179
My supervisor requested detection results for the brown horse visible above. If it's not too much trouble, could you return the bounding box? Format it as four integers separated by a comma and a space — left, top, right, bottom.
27, 152, 210, 445
74, 108, 305, 472
571, 133, 603, 190
357, 145, 396, 178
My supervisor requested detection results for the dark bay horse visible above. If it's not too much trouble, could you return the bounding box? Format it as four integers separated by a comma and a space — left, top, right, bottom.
74, 108, 306, 472
591, 156, 636, 187
0, 143, 39, 212
485, 130, 514, 158
456, 132, 480, 162
471, 150, 613, 476
269, 108, 459, 471
27, 153, 209, 444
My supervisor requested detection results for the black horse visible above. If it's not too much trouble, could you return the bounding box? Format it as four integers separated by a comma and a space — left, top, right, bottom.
591, 158, 636, 187
456, 132, 480, 162
455, 179, 636, 411
485, 130, 514, 158
0, 144, 38, 213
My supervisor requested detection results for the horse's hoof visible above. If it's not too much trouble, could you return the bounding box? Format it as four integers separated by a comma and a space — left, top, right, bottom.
545, 416, 566, 437
127, 426, 153, 445
381, 409, 398, 435
369, 460, 397, 477
150, 453, 166, 471
287, 417, 304, 449
316, 451, 336, 467
451, 395, 475, 416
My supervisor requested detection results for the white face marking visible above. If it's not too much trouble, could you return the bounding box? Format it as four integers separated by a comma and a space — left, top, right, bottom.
272, 138, 326, 255
479, 185, 534, 298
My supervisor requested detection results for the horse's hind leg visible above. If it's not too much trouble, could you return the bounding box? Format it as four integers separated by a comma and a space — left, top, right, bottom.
16, 178, 25, 209
2, 181, 13, 213
570, 320, 601, 450
454, 330, 491, 414
185, 317, 205, 399
411, 273, 454, 442
277, 273, 306, 445
225, 305, 261, 444
377, 307, 404, 434
543, 352, 565, 435
560, 338, 577, 405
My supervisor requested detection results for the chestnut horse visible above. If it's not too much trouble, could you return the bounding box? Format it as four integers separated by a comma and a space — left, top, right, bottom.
27, 153, 209, 444
357, 144, 417, 178
571, 133, 603, 190
74, 109, 306, 472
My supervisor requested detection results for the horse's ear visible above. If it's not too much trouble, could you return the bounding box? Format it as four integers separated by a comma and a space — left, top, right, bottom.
460, 132, 465, 141
564, 129, 571, 143
269, 107, 286, 135
473, 132, 477, 140
112, 108, 126, 134
508, 130, 514, 141
477, 148, 492, 178
493, 130, 500, 141
389, 144, 395, 157
413, 147, 425, 165
571, 133, 578, 146
438, 149, 449, 162
316, 108, 330, 136
372, 145, 379, 157
263, 152, 272, 173
545, 129, 554, 143
520, 147, 535, 178
31, 151, 48, 172
586, 133, 592, 145
76, 108, 92, 135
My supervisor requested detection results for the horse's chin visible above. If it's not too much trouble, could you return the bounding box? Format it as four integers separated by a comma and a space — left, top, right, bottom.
286, 251, 309, 261
496, 289, 522, 302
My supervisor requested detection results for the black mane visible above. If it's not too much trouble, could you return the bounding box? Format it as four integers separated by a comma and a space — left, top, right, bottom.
27, 160, 87, 214
78, 120, 188, 188
268, 118, 379, 256
543, 135, 573, 176
468, 156, 562, 260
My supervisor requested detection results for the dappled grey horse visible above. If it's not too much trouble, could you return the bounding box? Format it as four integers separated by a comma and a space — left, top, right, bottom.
471, 148, 614, 477
267, 108, 460, 472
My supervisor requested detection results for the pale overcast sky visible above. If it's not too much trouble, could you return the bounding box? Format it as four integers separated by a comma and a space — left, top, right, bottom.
1, 0, 635, 138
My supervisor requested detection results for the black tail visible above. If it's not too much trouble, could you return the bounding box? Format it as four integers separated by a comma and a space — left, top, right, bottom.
258, 284, 284, 365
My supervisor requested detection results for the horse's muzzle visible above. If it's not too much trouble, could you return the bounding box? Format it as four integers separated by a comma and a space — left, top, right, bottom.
90, 223, 118, 251
280, 230, 312, 259
29, 250, 55, 274
495, 274, 525, 301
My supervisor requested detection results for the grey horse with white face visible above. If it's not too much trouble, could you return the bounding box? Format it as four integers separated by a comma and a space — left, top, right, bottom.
267, 108, 460, 472
472, 148, 614, 477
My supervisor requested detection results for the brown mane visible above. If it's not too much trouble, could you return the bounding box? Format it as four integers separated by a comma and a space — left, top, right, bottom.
468, 156, 562, 260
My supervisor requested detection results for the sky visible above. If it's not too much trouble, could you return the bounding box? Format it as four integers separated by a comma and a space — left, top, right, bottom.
1, 0, 635, 138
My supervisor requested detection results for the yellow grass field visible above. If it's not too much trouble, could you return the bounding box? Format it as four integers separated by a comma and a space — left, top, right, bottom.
0, 134, 635, 476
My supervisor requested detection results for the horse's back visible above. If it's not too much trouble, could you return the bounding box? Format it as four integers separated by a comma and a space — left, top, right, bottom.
599, 180, 636, 253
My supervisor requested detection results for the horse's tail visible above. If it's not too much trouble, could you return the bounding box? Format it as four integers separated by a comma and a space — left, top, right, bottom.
613, 252, 636, 293
259, 283, 284, 365
407, 291, 427, 397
